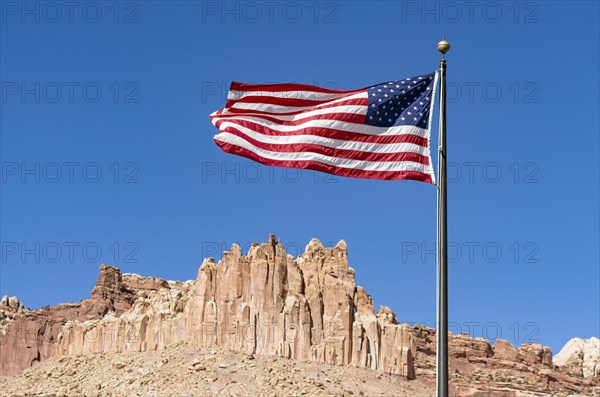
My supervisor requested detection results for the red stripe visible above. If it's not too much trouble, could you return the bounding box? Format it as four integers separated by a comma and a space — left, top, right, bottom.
223, 97, 369, 116
226, 94, 355, 109
214, 118, 429, 147
230, 81, 363, 94
215, 141, 433, 183
218, 129, 430, 165
213, 111, 367, 128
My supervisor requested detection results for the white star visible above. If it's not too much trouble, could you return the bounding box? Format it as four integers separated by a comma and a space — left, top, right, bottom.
383, 85, 388, 88
394, 113, 398, 116
407, 111, 412, 115
395, 85, 400, 88
388, 119, 392, 122
401, 117, 405, 120
378, 89, 382, 92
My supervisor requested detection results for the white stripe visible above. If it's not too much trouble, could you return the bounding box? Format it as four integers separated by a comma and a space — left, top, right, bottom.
216, 125, 430, 156
228, 89, 356, 102
229, 102, 367, 113
213, 105, 367, 123
229, 92, 368, 113
215, 133, 435, 175
212, 114, 428, 138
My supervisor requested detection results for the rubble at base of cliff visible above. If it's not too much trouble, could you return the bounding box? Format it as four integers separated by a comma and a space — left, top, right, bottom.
0, 342, 428, 397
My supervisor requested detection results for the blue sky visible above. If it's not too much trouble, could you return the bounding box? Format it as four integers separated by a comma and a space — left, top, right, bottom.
1, 1, 598, 354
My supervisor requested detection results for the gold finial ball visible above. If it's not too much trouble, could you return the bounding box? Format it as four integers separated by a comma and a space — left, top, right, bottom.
437, 40, 451, 55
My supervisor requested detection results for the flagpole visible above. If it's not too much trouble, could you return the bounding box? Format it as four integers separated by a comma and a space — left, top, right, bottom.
436, 38, 450, 397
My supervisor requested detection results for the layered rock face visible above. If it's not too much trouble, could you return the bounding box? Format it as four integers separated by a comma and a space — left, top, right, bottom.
0, 235, 415, 378
0, 265, 139, 376
413, 327, 599, 396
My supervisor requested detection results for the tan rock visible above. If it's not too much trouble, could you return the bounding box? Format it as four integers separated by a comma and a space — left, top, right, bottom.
0, 235, 416, 379
493, 339, 519, 361
554, 337, 600, 378
517, 343, 553, 366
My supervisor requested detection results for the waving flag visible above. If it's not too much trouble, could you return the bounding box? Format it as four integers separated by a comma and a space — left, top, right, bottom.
210, 72, 438, 183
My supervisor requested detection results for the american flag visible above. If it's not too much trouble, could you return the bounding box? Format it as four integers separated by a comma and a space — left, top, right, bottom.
210, 72, 438, 183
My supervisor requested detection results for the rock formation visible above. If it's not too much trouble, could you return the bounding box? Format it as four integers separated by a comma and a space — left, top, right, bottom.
1, 235, 415, 379
554, 337, 600, 379
0, 296, 26, 314
0, 265, 142, 377
0, 235, 598, 396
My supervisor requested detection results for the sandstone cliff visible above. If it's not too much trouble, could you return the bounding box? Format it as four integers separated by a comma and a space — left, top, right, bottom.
1, 235, 415, 379
1, 235, 598, 397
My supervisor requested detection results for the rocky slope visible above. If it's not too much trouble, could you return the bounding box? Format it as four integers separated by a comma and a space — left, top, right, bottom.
0, 343, 429, 397
1, 235, 598, 396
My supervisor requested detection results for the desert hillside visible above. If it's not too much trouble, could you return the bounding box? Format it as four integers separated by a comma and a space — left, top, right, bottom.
0, 343, 431, 397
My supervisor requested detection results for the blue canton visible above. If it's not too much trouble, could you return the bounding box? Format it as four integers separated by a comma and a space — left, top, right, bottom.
365, 72, 436, 128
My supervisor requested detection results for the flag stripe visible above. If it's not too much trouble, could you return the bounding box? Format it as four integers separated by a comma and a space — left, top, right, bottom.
230, 81, 363, 94
213, 110, 367, 126
226, 92, 367, 109
216, 130, 431, 164
214, 101, 368, 122
228, 92, 369, 114
213, 115, 428, 139
229, 95, 347, 108
228, 89, 356, 102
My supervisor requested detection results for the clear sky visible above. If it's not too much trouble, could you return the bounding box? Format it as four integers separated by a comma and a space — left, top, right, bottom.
1, 1, 598, 354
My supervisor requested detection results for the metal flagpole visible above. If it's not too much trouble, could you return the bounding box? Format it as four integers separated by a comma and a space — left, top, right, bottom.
436, 38, 450, 397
